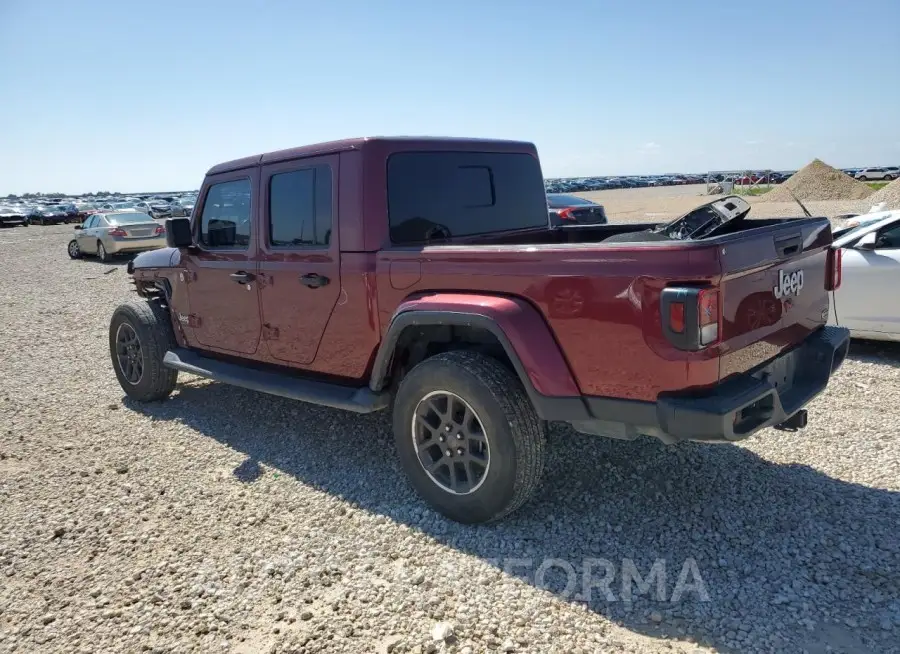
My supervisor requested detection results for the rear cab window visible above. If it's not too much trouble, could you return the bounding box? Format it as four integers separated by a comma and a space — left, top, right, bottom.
387, 151, 548, 244
198, 179, 252, 249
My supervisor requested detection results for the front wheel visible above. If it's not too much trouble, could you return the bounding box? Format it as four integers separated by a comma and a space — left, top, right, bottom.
392, 350, 545, 523
885, 174, 895, 181
109, 300, 178, 401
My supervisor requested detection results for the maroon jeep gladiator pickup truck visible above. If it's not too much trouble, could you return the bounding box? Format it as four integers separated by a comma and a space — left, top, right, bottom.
109, 136, 849, 523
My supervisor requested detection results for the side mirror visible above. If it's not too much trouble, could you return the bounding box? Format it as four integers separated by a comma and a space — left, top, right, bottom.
73, 225, 82, 230
857, 232, 878, 250
166, 217, 193, 248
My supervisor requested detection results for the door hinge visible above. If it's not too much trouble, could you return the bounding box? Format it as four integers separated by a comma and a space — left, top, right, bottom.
262, 323, 280, 340
177, 313, 202, 328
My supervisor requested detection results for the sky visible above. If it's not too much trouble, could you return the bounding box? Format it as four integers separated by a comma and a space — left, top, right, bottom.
1, 0, 899, 194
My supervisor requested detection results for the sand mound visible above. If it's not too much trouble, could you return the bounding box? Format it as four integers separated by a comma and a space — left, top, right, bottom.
866, 177, 900, 209
760, 159, 874, 202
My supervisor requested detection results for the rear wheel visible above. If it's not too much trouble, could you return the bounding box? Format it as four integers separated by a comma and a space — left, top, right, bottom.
109, 300, 178, 401
67, 240, 81, 259
97, 241, 110, 262
392, 350, 545, 523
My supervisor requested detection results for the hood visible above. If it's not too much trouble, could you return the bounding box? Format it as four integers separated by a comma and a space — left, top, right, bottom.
132, 247, 180, 269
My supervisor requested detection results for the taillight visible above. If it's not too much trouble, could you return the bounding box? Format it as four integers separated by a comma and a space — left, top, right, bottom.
698, 288, 720, 345
825, 248, 842, 291
668, 302, 685, 333
108, 227, 127, 237
557, 208, 576, 221
660, 286, 721, 350
154, 225, 166, 236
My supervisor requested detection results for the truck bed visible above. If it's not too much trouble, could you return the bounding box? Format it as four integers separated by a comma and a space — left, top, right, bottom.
377, 215, 835, 402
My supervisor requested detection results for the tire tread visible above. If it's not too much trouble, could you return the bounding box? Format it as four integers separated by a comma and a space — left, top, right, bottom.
395, 350, 545, 522
109, 299, 178, 401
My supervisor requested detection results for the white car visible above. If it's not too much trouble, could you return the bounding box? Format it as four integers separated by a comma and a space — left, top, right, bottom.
854, 167, 898, 181
829, 211, 900, 341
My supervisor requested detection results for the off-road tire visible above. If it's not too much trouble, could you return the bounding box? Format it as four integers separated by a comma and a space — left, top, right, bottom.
109, 300, 178, 402
392, 350, 545, 523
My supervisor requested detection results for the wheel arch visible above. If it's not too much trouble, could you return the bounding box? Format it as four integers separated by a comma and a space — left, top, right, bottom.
370, 295, 589, 421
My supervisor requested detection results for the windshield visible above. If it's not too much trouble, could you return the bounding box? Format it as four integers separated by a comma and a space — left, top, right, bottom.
547, 194, 596, 209
834, 213, 895, 246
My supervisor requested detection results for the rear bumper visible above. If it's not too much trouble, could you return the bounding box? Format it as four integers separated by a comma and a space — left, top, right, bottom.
560, 326, 850, 444
106, 236, 167, 253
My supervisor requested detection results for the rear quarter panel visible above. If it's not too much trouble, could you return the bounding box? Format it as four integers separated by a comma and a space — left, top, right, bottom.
377, 243, 724, 402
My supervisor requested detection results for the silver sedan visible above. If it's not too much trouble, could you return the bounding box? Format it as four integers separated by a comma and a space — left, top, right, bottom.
67, 211, 167, 262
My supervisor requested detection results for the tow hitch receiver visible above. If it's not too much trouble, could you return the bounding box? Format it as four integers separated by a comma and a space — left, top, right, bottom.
774, 409, 808, 432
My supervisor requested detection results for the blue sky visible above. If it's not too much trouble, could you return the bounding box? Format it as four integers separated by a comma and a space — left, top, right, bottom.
1, 0, 899, 194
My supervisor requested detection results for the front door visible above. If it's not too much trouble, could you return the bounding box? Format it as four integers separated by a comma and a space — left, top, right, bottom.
258, 155, 341, 366
182, 171, 262, 356
837, 222, 900, 335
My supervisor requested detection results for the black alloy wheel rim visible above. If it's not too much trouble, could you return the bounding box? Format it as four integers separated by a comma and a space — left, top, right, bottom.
412, 391, 490, 495
115, 323, 144, 385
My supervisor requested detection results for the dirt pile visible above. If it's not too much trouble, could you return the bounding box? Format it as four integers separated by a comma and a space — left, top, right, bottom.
866, 177, 900, 208
760, 159, 874, 202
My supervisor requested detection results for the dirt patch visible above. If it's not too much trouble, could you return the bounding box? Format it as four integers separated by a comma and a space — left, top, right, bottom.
760, 159, 874, 202
866, 177, 900, 209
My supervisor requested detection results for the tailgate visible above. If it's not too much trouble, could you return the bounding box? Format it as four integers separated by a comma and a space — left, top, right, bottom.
717, 218, 833, 381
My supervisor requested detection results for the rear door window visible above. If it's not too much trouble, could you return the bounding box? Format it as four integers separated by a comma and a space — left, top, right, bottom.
198, 179, 252, 249
268, 165, 332, 247
387, 151, 547, 244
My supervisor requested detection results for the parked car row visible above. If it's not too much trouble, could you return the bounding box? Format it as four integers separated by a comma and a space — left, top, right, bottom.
0, 193, 197, 228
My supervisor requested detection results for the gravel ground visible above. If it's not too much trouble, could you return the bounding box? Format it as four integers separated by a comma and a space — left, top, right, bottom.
1, 224, 898, 654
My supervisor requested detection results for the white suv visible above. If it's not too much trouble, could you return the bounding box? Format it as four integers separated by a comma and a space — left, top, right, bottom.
855, 167, 898, 181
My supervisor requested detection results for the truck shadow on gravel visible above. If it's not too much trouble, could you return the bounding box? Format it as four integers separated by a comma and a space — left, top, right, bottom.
848, 339, 900, 368
126, 383, 899, 654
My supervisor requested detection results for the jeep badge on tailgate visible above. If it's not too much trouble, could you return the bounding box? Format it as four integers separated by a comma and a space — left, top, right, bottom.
774, 269, 804, 299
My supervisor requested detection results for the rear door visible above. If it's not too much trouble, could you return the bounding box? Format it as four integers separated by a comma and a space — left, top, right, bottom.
181, 171, 262, 356
835, 221, 900, 334
258, 155, 341, 366
717, 219, 833, 380
77, 215, 98, 252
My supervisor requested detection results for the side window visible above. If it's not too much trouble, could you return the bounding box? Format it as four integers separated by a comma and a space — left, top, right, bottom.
198, 179, 252, 249
877, 224, 900, 249
268, 165, 332, 247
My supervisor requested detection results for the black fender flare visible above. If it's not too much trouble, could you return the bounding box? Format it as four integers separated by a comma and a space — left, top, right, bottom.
369, 309, 590, 421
